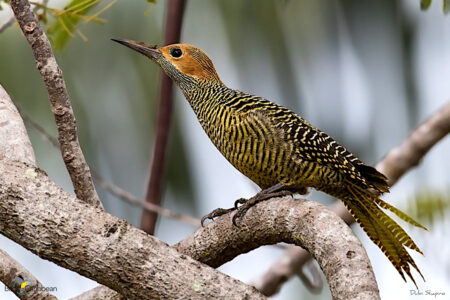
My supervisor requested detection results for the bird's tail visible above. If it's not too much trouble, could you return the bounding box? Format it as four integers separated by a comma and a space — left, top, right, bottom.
324, 182, 427, 287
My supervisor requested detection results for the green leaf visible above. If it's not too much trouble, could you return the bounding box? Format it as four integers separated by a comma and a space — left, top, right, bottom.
146, 0, 157, 3
421, 0, 432, 10
46, 0, 99, 51
444, 0, 450, 14
407, 190, 450, 225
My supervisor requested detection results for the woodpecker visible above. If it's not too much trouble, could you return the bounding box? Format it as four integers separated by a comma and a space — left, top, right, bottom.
112, 39, 426, 285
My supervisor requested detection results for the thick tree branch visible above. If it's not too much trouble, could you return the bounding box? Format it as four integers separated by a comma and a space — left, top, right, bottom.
9, 0, 102, 208
0, 159, 378, 300
0, 85, 56, 300
142, 0, 186, 234
174, 197, 380, 300
0, 84, 263, 299
2, 79, 262, 300
253, 100, 450, 296
68, 286, 123, 300
1, 84, 117, 300
0, 160, 265, 300
0, 84, 36, 165
0, 249, 58, 300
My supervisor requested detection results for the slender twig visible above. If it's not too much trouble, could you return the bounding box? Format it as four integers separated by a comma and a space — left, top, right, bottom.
0, 249, 59, 300
141, 0, 186, 235
95, 175, 200, 227
252, 100, 450, 296
20, 112, 201, 227
21, 113, 59, 148
9, 0, 102, 208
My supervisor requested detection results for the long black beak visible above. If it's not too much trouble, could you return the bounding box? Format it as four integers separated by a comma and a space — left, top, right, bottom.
111, 38, 161, 60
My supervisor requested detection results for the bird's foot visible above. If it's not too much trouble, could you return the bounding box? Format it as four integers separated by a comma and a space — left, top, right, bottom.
232, 189, 294, 226
201, 207, 236, 227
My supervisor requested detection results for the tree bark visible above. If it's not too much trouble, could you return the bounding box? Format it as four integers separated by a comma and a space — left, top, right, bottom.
0, 84, 36, 165
0, 160, 265, 300
9, 0, 101, 208
0, 249, 58, 300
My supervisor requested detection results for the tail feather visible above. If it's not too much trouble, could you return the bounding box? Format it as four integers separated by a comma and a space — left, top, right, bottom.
344, 198, 407, 282
355, 164, 390, 193
351, 185, 424, 255
328, 182, 425, 286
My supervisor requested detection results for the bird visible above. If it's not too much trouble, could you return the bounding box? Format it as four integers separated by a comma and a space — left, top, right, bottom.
112, 38, 427, 286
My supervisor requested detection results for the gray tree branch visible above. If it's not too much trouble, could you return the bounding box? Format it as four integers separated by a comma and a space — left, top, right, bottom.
0, 85, 58, 300
0, 160, 265, 299
1, 83, 378, 299
0, 84, 36, 165
68, 286, 124, 300
0, 84, 264, 299
253, 100, 450, 296
9, 0, 102, 208
174, 197, 380, 300
0, 161, 379, 300
0, 249, 58, 300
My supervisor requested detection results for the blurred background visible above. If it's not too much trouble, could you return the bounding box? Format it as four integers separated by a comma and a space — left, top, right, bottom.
0, 0, 449, 299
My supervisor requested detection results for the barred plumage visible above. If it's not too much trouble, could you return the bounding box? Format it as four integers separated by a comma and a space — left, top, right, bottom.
114, 39, 427, 286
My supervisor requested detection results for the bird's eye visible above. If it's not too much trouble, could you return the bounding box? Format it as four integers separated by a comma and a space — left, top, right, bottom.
170, 47, 183, 58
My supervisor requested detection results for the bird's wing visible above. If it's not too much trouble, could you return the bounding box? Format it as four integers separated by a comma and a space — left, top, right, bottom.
245, 100, 388, 192
223, 92, 388, 192
272, 107, 389, 192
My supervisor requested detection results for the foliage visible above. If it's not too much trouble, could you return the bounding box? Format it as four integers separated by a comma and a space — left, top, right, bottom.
421, 0, 450, 13
407, 189, 450, 225
41, 0, 115, 50
1, 0, 155, 50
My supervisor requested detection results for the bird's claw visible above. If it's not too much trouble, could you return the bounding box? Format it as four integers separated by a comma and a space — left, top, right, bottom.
234, 197, 247, 209
232, 205, 250, 227
203, 189, 295, 227
201, 207, 235, 227
232, 189, 294, 226
200, 215, 211, 227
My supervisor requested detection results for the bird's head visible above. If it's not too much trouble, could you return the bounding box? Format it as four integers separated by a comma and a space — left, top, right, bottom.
112, 39, 222, 87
